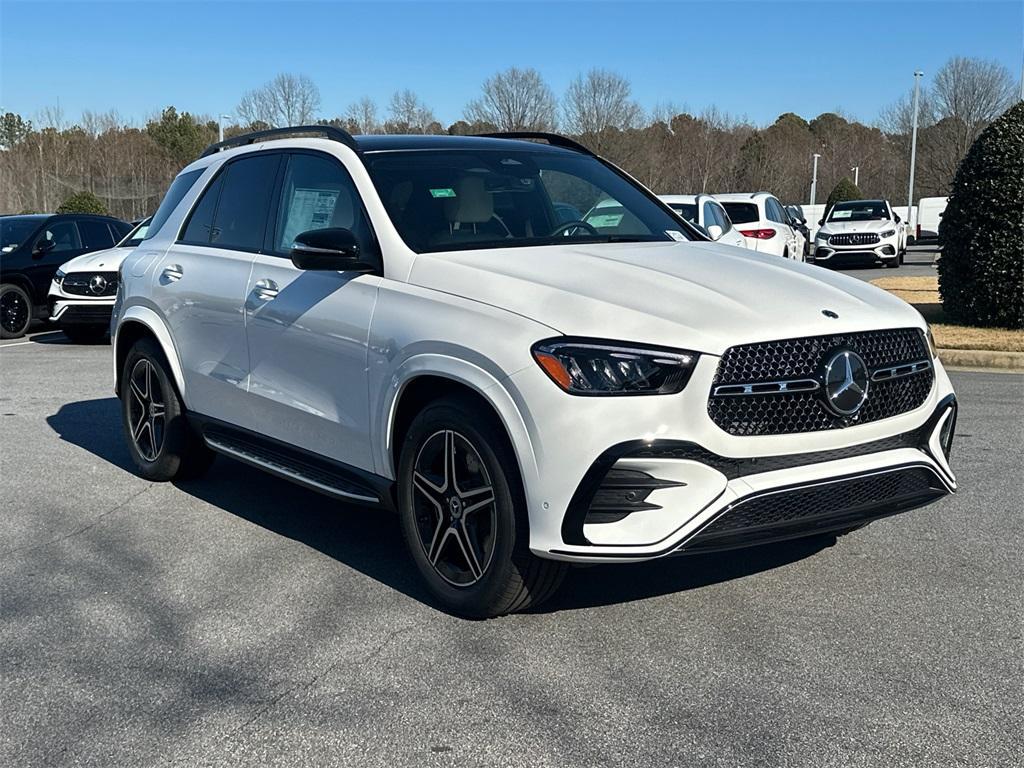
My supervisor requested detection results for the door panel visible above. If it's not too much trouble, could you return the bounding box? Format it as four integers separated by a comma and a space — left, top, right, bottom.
242, 257, 380, 470
240, 150, 381, 471
153, 244, 255, 423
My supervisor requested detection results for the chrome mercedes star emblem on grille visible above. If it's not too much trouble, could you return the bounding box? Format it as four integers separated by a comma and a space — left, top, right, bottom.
823, 349, 869, 416
88, 274, 108, 295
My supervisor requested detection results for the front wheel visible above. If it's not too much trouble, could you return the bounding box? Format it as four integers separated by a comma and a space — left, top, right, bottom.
397, 397, 566, 618
0, 284, 33, 339
121, 337, 214, 481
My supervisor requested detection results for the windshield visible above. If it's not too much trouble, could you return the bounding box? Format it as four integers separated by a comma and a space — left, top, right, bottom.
118, 217, 152, 248
828, 200, 888, 222
720, 202, 759, 224
364, 149, 692, 253
0, 217, 43, 253
667, 203, 698, 223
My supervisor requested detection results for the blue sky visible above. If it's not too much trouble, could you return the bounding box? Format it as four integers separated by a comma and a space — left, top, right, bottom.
2, 1, 1021, 128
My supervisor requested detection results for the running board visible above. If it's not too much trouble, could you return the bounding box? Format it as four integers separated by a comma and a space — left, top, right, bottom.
201, 427, 383, 506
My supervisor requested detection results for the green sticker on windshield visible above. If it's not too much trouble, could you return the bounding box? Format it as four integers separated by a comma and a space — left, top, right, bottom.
430, 188, 456, 198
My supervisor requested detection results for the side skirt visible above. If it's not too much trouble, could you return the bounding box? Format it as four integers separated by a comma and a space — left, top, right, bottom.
187, 414, 396, 511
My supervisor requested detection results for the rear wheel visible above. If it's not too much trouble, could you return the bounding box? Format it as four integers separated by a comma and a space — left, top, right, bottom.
121, 337, 214, 481
61, 324, 109, 344
0, 284, 32, 339
397, 397, 566, 618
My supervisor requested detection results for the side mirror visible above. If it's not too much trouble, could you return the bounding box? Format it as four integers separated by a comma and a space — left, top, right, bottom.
894, 214, 901, 223
706, 224, 723, 241
818, 219, 825, 226
33, 238, 56, 257
290, 228, 372, 271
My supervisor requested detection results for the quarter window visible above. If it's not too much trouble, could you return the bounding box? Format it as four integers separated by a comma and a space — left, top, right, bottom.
144, 169, 203, 240
181, 173, 225, 244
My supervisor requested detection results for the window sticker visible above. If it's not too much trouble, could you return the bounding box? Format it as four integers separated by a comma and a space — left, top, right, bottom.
587, 213, 624, 228
430, 188, 457, 198
832, 209, 852, 219
283, 188, 339, 246
665, 230, 687, 242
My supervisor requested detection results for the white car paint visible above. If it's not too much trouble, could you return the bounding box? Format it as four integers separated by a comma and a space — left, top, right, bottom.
713, 192, 803, 260
916, 196, 948, 243
813, 199, 907, 268
113, 135, 956, 572
658, 194, 747, 249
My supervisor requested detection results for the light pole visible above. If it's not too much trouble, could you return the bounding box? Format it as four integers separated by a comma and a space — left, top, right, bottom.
809, 153, 821, 205
850, 166, 860, 186
218, 114, 232, 143
907, 70, 923, 230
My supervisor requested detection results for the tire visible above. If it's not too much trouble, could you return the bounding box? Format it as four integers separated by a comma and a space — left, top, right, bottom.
397, 396, 567, 618
782, 248, 790, 260
0, 283, 33, 339
61, 324, 109, 344
121, 337, 214, 482
885, 257, 900, 269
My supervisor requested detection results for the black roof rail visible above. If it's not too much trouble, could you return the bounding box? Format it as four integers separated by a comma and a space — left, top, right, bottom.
474, 132, 595, 156
200, 125, 358, 158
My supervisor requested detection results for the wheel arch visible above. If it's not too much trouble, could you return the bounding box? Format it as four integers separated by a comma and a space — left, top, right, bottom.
113, 307, 186, 402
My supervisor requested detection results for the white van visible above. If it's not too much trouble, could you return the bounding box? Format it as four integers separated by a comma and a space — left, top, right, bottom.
916, 197, 948, 244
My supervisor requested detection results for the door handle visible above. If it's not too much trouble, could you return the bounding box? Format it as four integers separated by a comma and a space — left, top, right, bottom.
252, 278, 279, 301
161, 264, 184, 282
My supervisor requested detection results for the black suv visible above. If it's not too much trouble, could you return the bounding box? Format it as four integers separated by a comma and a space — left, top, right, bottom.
0, 213, 131, 338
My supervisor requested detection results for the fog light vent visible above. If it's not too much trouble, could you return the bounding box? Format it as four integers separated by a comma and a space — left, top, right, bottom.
585, 469, 685, 525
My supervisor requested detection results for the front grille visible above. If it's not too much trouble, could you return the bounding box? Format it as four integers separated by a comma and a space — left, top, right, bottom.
708, 328, 933, 436
829, 233, 879, 246
678, 466, 946, 553
62, 272, 118, 297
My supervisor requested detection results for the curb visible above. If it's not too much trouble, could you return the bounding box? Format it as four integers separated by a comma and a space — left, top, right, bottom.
937, 348, 1024, 372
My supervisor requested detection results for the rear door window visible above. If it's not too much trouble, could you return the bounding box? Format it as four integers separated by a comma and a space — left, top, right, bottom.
209, 155, 281, 251
79, 219, 115, 250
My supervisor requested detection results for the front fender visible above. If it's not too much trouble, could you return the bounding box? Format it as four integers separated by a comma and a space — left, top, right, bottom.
113, 305, 187, 403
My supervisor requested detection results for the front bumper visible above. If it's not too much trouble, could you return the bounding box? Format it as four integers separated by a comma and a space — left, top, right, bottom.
505, 354, 957, 563
49, 295, 115, 325
814, 238, 899, 265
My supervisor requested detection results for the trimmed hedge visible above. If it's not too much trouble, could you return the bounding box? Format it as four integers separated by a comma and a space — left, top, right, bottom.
938, 101, 1023, 329
56, 190, 108, 215
825, 176, 863, 212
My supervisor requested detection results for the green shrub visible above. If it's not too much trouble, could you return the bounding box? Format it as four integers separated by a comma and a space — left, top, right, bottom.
938, 101, 1023, 329
56, 191, 108, 215
825, 176, 863, 212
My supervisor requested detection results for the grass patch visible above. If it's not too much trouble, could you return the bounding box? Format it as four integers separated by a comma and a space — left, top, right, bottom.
871, 276, 1024, 352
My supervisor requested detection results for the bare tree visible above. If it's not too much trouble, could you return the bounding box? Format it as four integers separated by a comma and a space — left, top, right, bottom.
345, 97, 380, 134
385, 90, 439, 134
563, 69, 642, 149
237, 73, 321, 128
464, 67, 557, 131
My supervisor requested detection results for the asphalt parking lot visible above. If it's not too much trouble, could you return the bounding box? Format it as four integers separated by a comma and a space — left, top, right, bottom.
3, 279, 1021, 768
817, 244, 938, 282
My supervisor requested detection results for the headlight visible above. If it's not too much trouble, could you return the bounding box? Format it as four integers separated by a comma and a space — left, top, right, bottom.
532, 339, 699, 395
53, 269, 65, 286
815, 231, 829, 241
880, 229, 896, 238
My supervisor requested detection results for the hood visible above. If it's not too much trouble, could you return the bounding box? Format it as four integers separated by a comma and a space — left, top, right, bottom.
818, 219, 895, 235
58, 246, 133, 274
408, 241, 923, 355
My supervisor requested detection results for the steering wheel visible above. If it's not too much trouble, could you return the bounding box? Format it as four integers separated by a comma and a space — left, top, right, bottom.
550, 220, 600, 237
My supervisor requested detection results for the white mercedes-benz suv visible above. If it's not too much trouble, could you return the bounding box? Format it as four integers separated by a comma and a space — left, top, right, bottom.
814, 199, 907, 268
112, 127, 957, 617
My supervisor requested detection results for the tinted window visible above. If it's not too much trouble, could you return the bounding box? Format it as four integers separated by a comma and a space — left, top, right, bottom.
669, 203, 698, 223
79, 219, 115, 250
720, 202, 759, 224
181, 173, 224, 244
117, 218, 151, 248
144, 169, 203, 240
365, 149, 690, 253
0, 217, 42, 252
702, 202, 718, 228
827, 200, 889, 222
765, 198, 784, 223
714, 204, 733, 232
210, 155, 280, 250
36, 221, 81, 253
274, 153, 374, 254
